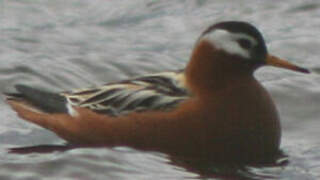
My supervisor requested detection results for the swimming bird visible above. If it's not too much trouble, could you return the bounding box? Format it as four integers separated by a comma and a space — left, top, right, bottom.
5, 21, 309, 163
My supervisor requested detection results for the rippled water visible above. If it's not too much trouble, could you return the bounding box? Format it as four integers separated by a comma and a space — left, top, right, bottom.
0, 0, 319, 179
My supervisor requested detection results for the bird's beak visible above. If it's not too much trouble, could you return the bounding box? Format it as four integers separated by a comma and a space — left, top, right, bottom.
266, 55, 310, 73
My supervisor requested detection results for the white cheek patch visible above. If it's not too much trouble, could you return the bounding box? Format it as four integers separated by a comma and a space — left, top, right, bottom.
201, 29, 257, 59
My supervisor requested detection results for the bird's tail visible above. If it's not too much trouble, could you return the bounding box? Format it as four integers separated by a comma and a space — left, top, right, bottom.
4, 85, 79, 138
4, 84, 68, 114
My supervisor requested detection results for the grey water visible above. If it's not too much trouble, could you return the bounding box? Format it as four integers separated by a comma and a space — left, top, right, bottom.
0, 0, 319, 179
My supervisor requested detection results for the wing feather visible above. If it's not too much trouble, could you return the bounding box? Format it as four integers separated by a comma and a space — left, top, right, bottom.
61, 70, 190, 116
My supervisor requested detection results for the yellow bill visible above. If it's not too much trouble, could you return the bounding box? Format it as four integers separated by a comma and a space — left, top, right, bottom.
266, 55, 310, 74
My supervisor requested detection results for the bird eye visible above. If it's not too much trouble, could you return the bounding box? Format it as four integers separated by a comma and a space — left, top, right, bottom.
237, 39, 252, 49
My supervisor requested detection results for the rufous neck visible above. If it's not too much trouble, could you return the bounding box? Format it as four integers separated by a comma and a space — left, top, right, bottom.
185, 41, 255, 96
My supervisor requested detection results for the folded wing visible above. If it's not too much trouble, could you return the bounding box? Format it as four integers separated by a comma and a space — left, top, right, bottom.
6, 70, 190, 117
63, 70, 189, 116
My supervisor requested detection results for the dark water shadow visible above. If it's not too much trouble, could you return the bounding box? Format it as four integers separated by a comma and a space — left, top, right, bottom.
168, 151, 289, 180
9, 144, 289, 179
9, 144, 81, 154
